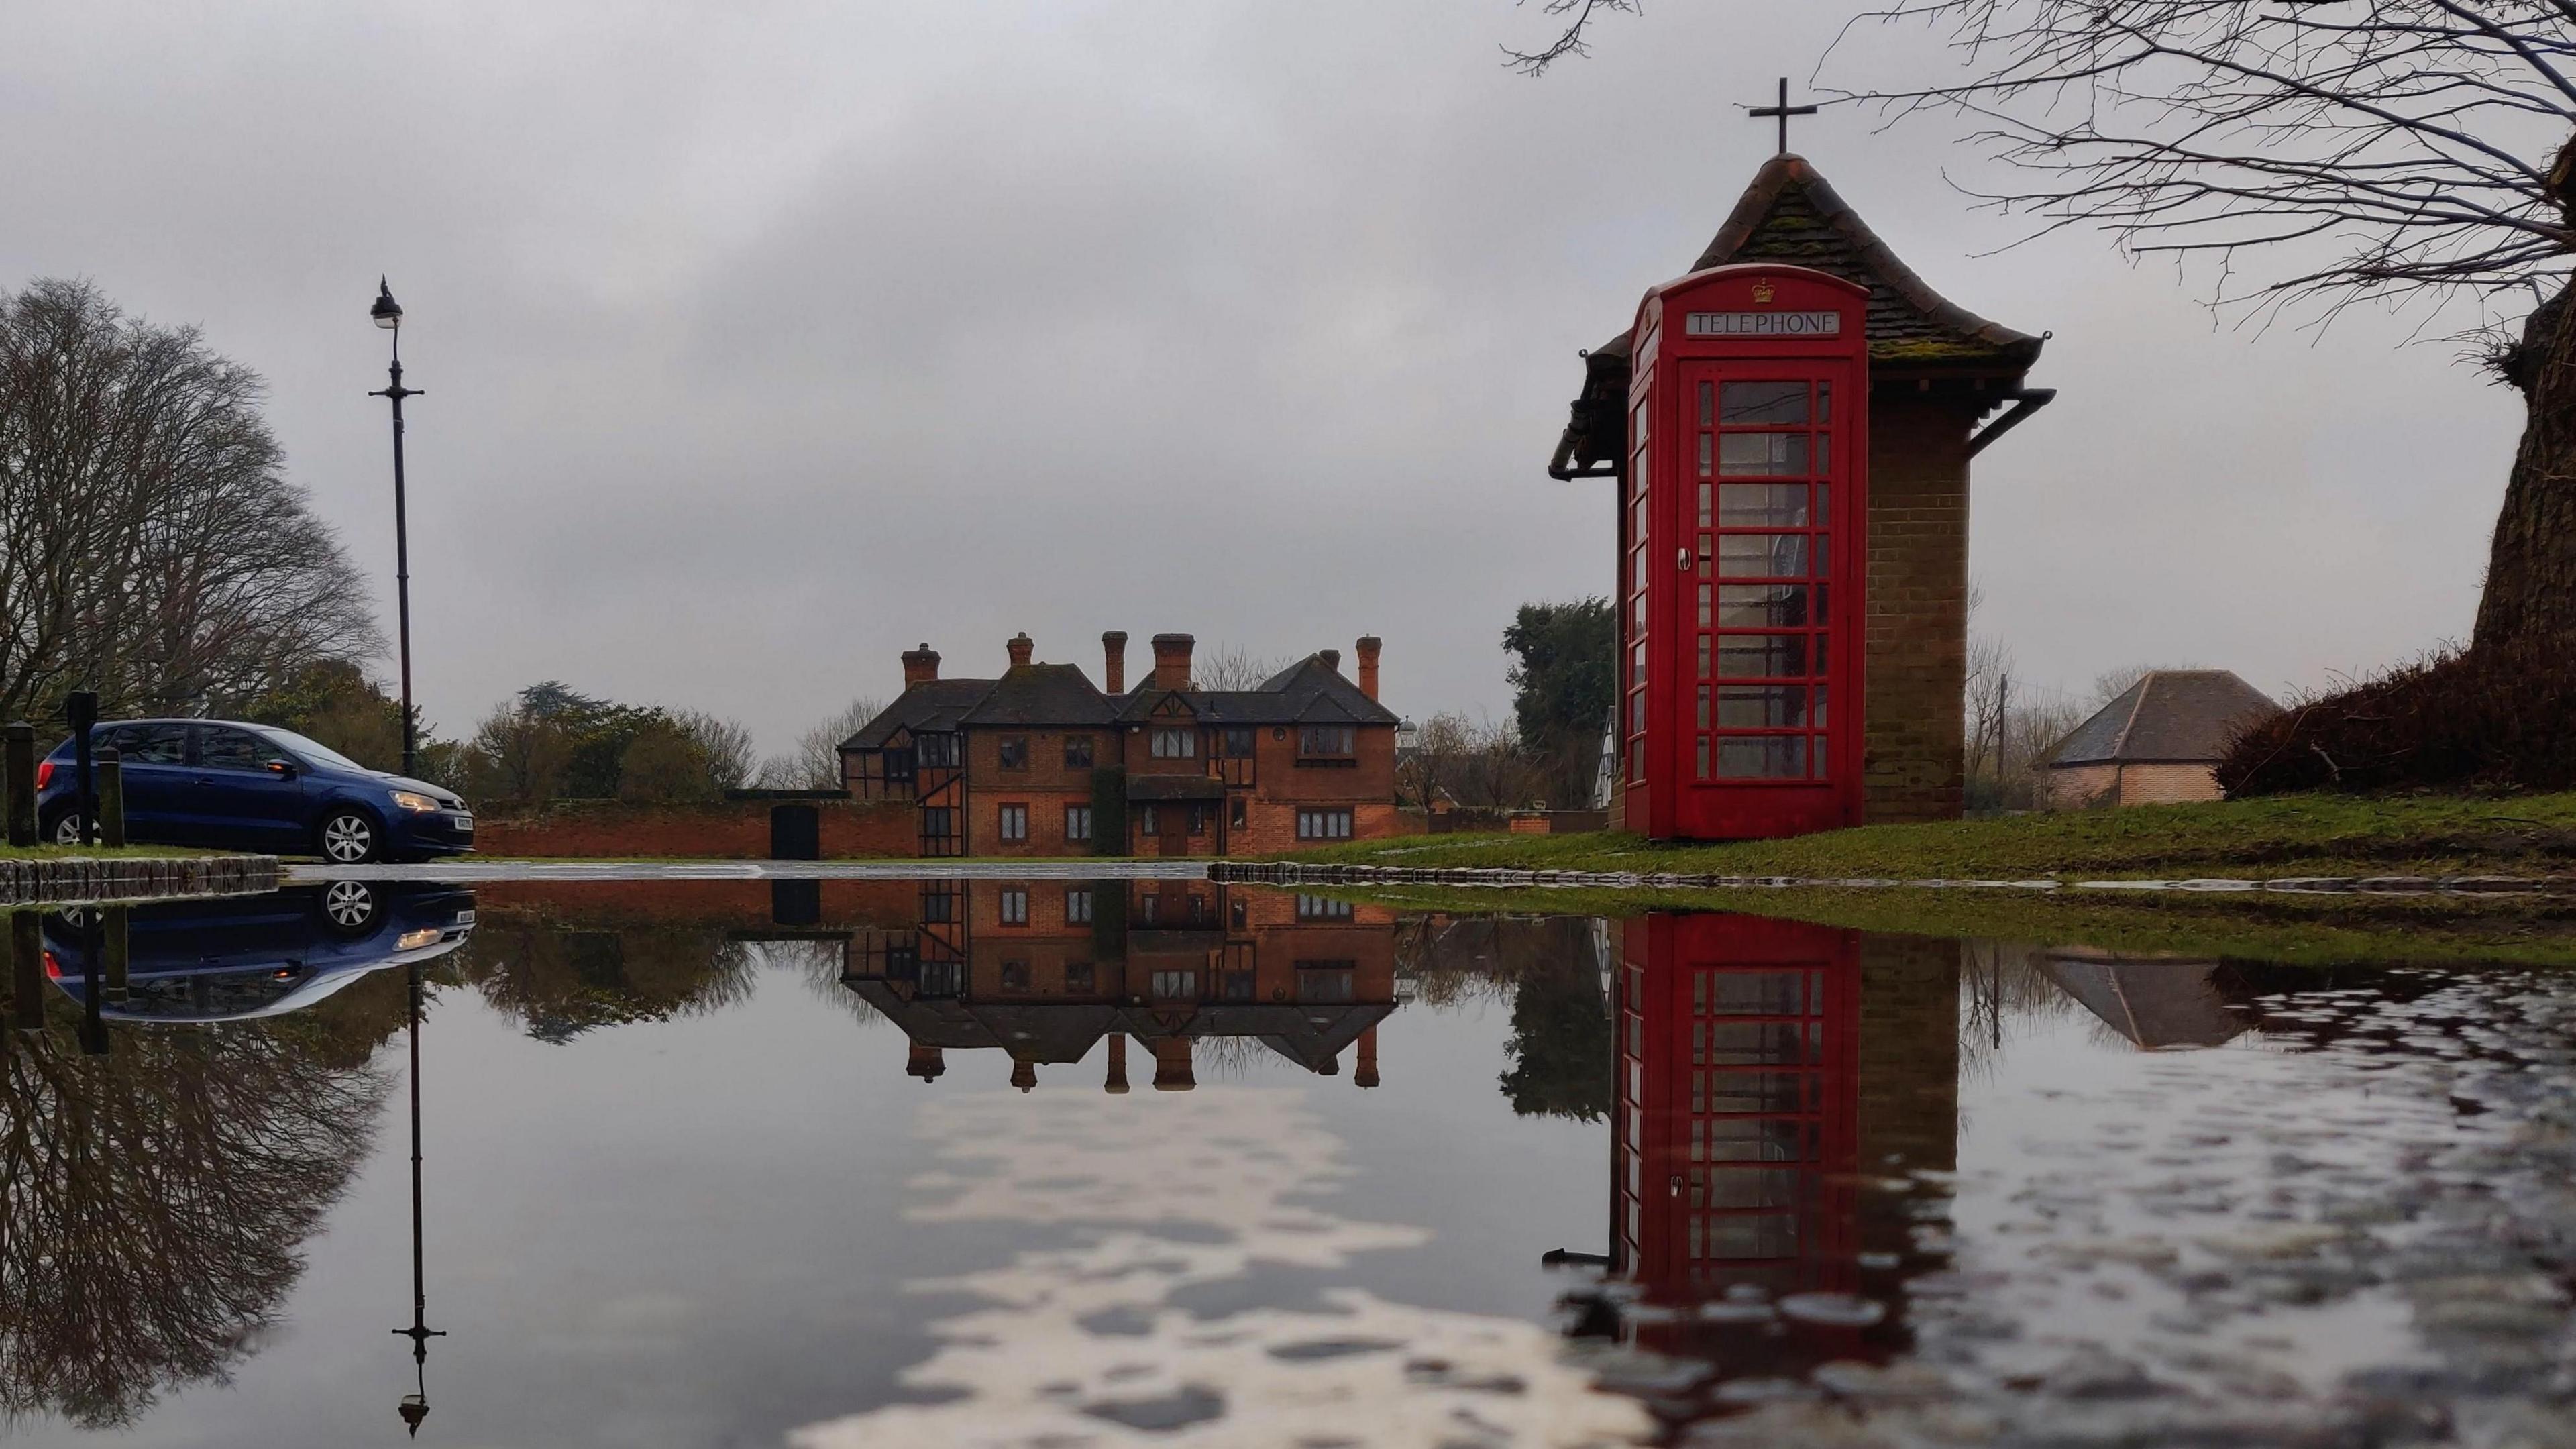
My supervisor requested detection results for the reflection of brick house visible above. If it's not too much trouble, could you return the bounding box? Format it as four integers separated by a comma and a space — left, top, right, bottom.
839, 631, 1401, 857
841, 879, 1397, 1092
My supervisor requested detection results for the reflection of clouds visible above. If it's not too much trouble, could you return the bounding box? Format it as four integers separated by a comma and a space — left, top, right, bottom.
790, 1089, 1651, 1449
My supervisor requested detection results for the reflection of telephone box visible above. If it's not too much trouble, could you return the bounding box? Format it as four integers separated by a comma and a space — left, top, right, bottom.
1614, 912, 1861, 1309
1621, 266, 1868, 841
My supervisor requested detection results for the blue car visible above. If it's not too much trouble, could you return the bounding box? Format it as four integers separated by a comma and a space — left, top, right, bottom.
36, 719, 475, 863
42, 881, 477, 1023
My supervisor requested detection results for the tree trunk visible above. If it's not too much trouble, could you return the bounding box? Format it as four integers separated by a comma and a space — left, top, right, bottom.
2473, 275, 2576, 658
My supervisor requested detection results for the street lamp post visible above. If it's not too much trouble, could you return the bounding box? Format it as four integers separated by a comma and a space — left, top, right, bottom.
370, 280, 423, 780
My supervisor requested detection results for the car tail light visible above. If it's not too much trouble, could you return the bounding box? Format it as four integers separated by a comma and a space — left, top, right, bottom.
42, 952, 60, 979
34, 759, 52, 790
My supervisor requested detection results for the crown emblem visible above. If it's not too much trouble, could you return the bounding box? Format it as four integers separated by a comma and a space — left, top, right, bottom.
1750, 280, 1777, 304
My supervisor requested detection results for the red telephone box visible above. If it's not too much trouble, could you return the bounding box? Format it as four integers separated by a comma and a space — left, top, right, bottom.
1620, 264, 1868, 840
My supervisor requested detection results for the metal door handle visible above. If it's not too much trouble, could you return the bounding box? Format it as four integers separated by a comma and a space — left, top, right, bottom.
1676, 547, 1690, 571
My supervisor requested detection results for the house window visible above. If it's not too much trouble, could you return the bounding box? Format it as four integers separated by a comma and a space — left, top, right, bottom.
1066, 961, 1096, 994
1065, 889, 1093, 924
1064, 806, 1092, 842
999, 959, 1030, 991
1222, 727, 1256, 757
1064, 735, 1095, 768
998, 735, 1028, 770
1295, 961, 1357, 1002
918, 960, 965, 997
1136, 805, 1161, 835
1150, 970, 1199, 999
922, 807, 957, 841
998, 804, 1028, 841
1222, 970, 1255, 1002
1186, 804, 1210, 837
1296, 808, 1354, 840
1296, 894, 1354, 920
998, 889, 1028, 925
917, 734, 959, 767
1151, 727, 1196, 758
1229, 897, 1248, 929
1228, 796, 1247, 830
1185, 892, 1209, 924
1137, 892, 1159, 924
1299, 725, 1356, 757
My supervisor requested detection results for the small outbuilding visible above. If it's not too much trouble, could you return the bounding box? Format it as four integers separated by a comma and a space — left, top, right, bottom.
2040, 670, 2281, 809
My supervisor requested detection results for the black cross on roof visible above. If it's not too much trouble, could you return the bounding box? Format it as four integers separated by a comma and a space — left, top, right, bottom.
1747, 76, 1818, 156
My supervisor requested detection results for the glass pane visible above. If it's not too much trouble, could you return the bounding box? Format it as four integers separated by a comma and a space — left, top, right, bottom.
1706, 971, 1806, 1013
1716, 634, 1810, 678
1696, 583, 1711, 627
1719, 735, 1810, 779
1719, 433, 1809, 477
1696, 684, 1711, 729
1814, 684, 1829, 727
1718, 484, 1810, 528
1696, 635, 1711, 679
1718, 685, 1811, 728
1703, 1214, 1801, 1256
1696, 735, 1710, 780
1697, 482, 1713, 527
1814, 433, 1830, 473
1717, 584, 1810, 627
1817, 381, 1831, 423
1697, 433, 1713, 478
1697, 534, 1713, 578
1719, 381, 1808, 425
1705, 1075, 1809, 1116
1717, 533, 1810, 578
1631, 547, 1647, 590
1632, 641, 1648, 686
1697, 380, 1714, 426
1701, 1167, 1802, 1212
1629, 493, 1646, 541
1814, 534, 1830, 578
1631, 399, 1648, 443
1817, 484, 1829, 525
1631, 591, 1645, 631
1703, 1020, 1815, 1067
1815, 583, 1830, 624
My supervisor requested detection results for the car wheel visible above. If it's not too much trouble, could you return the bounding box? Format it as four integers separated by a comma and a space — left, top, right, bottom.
51, 813, 87, 847
317, 809, 382, 864
319, 880, 383, 936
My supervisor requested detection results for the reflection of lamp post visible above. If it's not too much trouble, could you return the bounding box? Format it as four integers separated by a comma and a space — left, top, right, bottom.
392, 961, 445, 1436
368, 280, 423, 780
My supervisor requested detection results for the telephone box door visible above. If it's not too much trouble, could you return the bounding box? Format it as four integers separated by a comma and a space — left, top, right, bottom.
1628, 264, 1868, 841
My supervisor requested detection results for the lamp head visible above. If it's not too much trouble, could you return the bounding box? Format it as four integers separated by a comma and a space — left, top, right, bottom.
372, 278, 404, 331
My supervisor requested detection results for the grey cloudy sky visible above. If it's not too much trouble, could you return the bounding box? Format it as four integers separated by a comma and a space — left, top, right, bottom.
2, 2, 2519, 754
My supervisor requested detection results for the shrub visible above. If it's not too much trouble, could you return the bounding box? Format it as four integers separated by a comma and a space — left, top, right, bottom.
2218, 640, 2576, 796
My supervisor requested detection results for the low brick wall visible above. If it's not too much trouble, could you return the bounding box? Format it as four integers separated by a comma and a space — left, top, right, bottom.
471, 798, 917, 859
1, 854, 280, 906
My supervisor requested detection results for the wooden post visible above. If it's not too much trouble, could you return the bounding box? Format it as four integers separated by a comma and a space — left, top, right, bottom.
9, 912, 42, 1032
66, 692, 97, 847
3, 722, 34, 847
79, 908, 105, 1055
103, 905, 130, 1001
97, 747, 126, 848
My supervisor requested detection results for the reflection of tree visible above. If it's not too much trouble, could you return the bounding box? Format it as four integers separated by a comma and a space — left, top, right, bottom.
1499, 927, 1613, 1123
451, 920, 755, 1043
0, 1017, 390, 1428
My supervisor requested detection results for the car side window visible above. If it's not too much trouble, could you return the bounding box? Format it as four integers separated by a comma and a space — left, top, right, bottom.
107, 723, 188, 765
198, 727, 289, 772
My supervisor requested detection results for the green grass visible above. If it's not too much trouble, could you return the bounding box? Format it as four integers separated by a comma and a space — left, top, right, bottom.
0, 843, 210, 861
1269, 791, 2576, 880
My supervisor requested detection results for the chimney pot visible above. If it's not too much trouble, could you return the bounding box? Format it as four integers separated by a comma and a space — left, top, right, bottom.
1356, 636, 1382, 702
1007, 632, 1034, 669
1150, 633, 1195, 692
1319, 649, 1340, 673
1150, 1035, 1196, 1091
1104, 1033, 1131, 1094
901, 643, 942, 689
1102, 631, 1129, 694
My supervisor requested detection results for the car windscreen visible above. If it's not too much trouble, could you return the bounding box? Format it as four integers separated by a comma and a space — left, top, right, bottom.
253, 727, 371, 774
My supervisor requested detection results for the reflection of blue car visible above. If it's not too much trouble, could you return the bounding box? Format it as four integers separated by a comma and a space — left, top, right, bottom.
42, 883, 477, 1023
35, 718, 475, 863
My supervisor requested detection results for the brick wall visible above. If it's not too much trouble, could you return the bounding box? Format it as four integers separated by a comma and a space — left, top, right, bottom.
1856, 932, 1960, 1284
2042, 762, 2118, 811
2118, 762, 2220, 806
1863, 390, 1973, 824
471, 798, 916, 859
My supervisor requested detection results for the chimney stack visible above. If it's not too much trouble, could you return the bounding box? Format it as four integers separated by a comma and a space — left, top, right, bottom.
1355, 1025, 1379, 1089
1151, 633, 1195, 692
1356, 636, 1381, 700
1006, 632, 1034, 669
1150, 1036, 1196, 1091
901, 643, 941, 689
1104, 1034, 1130, 1094
1102, 632, 1128, 694
1319, 649, 1340, 674
906, 1042, 947, 1083
1010, 1059, 1038, 1093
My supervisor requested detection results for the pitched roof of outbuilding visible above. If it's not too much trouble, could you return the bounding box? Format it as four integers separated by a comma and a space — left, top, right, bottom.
2044, 670, 2282, 767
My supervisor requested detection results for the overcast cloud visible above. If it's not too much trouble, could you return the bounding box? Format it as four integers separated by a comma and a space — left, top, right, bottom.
1, 2, 2520, 753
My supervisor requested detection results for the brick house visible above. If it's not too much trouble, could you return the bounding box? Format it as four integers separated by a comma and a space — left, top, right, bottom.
842, 877, 1395, 1092
839, 631, 1402, 857
1548, 154, 2051, 828
2039, 669, 2279, 809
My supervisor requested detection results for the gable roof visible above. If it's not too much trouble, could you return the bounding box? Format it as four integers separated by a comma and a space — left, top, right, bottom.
841, 678, 996, 750
959, 663, 1118, 727
1114, 655, 1401, 727
2045, 670, 2282, 767
1550, 153, 2043, 477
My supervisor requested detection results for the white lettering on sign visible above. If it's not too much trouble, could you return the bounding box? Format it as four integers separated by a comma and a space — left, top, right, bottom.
1685, 311, 1843, 337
